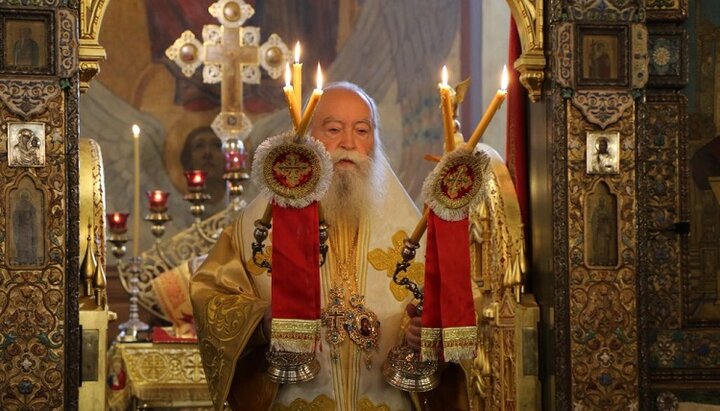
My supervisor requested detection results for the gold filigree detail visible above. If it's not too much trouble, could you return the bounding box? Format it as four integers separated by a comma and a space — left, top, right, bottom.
263, 143, 321, 199
571, 91, 634, 130
271, 319, 320, 352
271, 395, 391, 411
367, 230, 424, 302
442, 165, 473, 199
273, 153, 312, 187
272, 394, 336, 411
116, 343, 211, 404
357, 398, 392, 411
206, 294, 252, 341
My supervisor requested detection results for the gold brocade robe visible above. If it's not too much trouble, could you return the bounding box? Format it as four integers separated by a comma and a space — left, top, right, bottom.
192, 163, 422, 410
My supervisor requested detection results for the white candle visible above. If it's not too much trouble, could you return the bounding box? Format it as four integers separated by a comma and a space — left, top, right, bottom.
467, 65, 509, 150
283, 63, 301, 128
438, 65, 456, 152
296, 64, 323, 137
132, 124, 141, 256
293, 42, 302, 110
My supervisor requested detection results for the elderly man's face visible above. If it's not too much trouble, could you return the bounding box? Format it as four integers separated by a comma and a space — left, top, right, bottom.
310, 88, 375, 168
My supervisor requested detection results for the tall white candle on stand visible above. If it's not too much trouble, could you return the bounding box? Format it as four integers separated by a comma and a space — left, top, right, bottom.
132, 124, 141, 257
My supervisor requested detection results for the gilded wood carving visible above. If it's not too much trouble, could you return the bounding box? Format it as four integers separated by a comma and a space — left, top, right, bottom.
79, 0, 108, 91
0, 90, 69, 410
567, 101, 639, 409
506, 0, 545, 102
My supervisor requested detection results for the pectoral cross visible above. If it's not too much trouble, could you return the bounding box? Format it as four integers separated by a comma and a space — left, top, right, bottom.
165, 0, 289, 141
321, 288, 347, 347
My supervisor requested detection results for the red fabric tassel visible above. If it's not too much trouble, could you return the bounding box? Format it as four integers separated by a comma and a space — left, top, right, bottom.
271, 202, 320, 322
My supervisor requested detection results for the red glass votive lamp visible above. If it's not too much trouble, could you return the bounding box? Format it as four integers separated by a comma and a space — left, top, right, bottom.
184, 170, 207, 192
107, 212, 129, 234
147, 190, 170, 212
225, 149, 246, 172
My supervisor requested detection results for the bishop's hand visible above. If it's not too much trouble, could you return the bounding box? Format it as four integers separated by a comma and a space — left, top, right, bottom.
405, 303, 422, 351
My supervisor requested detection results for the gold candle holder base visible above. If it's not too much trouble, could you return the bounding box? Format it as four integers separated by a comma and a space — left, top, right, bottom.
383, 345, 440, 392
184, 191, 211, 219
266, 351, 320, 384
223, 170, 250, 198
145, 211, 172, 238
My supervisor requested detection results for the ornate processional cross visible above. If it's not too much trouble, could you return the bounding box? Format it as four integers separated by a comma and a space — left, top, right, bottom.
165, 0, 290, 141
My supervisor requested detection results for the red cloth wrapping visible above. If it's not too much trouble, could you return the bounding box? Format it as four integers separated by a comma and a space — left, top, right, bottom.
421, 210, 477, 362
270, 202, 320, 352
506, 15, 530, 259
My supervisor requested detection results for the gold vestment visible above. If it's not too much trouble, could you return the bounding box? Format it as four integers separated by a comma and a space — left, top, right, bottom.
191, 160, 478, 411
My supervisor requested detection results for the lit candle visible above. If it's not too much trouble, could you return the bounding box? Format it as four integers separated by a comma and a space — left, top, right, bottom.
147, 190, 170, 211
107, 212, 129, 234
467, 65, 509, 150
225, 148, 246, 172
293, 42, 302, 109
132, 124, 141, 256
184, 170, 207, 191
438, 65, 456, 152
296, 63, 323, 137
283, 63, 301, 128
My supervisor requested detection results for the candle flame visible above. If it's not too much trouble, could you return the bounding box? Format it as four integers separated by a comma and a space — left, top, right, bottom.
284, 62, 291, 87
501, 65, 509, 91
294, 41, 301, 63
112, 213, 121, 223
316, 63, 323, 90
441, 65, 448, 85
132, 124, 140, 138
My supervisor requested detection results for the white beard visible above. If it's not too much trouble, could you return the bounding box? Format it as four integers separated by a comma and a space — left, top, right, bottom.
321, 148, 384, 229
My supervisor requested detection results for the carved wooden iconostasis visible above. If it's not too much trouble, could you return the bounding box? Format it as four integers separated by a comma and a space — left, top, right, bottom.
542, 0, 720, 409
642, 0, 720, 407
0, 2, 80, 410
546, 1, 648, 408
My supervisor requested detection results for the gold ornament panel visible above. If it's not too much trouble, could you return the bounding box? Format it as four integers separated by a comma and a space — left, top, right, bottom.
0, 91, 68, 409
567, 102, 639, 408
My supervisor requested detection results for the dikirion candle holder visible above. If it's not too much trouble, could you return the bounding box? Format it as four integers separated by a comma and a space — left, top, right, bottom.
382, 239, 440, 392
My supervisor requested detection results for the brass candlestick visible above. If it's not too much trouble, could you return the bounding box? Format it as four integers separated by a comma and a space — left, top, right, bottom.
382, 238, 440, 392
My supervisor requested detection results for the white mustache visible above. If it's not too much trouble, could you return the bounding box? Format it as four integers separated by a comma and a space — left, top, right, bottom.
330, 149, 369, 165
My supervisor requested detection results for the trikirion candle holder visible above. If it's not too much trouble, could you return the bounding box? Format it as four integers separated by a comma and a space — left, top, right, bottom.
382, 238, 440, 392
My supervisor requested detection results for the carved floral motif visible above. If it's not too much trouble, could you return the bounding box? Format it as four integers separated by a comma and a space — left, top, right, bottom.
0, 92, 68, 409
566, 0, 643, 22
571, 91, 634, 130
0, 81, 61, 119
58, 9, 79, 77
567, 103, 639, 408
